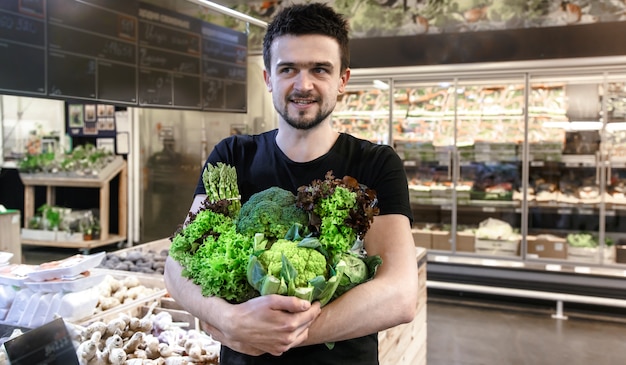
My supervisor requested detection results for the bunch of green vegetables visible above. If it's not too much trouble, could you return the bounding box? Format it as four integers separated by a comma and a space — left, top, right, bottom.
566, 233, 614, 248
169, 165, 382, 306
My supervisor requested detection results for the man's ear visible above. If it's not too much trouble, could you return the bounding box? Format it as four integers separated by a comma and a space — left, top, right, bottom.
263, 69, 272, 92
338, 68, 351, 94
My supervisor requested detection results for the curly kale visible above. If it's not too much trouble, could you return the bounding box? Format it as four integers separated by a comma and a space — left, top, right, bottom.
296, 171, 379, 257
169, 208, 256, 303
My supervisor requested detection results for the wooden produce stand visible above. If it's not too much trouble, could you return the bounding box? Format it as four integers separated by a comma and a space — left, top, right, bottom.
19, 156, 127, 252
0, 209, 22, 263
378, 247, 427, 365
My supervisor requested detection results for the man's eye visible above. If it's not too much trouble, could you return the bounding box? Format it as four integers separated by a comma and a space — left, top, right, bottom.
314, 68, 328, 74
279, 67, 293, 74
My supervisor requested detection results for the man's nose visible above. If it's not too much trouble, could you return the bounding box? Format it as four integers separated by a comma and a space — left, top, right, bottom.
294, 72, 314, 90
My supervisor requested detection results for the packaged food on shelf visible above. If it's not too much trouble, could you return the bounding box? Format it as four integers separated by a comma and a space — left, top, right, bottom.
411, 227, 432, 249
0, 259, 166, 329
474, 218, 521, 256
0, 264, 37, 287
24, 271, 106, 293
431, 231, 451, 251
26, 252, 105, 282
565, 233, 615, 263
526, 234, 568, 259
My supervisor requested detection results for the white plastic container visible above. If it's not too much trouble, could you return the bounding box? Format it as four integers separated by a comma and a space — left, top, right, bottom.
17, 292, 43, 327
28, 292, 55, 328
0, 285, 18, 309
26, 252, 105, 282
3, 288, 34, 325
0, 264, 37, 287
57, 288, 100, 321
24, 272, 106, 293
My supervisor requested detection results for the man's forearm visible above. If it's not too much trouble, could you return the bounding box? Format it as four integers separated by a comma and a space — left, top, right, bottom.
300, 214, 419, 346
164, 256, 231, 327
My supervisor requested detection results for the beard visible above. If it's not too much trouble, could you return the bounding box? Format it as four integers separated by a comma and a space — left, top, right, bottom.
277, 92, 334, 131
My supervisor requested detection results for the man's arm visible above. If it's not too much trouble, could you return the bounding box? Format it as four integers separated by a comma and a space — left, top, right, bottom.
164, 194, 322, 356
301, 213, 419, 345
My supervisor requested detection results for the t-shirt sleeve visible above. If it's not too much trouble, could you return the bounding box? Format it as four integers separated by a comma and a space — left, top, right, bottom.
370, 146, 413, 224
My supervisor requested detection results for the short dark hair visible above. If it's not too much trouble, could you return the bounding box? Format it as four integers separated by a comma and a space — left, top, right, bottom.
262, 3, 350, 74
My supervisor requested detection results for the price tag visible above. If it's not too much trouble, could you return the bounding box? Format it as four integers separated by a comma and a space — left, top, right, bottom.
4, 318, 79, 365
433, 255, 449, 262
441, 205, 452, 211
578, 209, 594, 215
530, 161, 545, 167
606, 210, 616, 217
574, 266, 591, 274
482, 207, 496, 213
557, 209, 573, 215
403, 160, 417, 166
545, 264, 562, 272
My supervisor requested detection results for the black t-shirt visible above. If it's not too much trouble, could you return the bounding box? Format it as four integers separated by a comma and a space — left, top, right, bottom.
194, 129, 413, 365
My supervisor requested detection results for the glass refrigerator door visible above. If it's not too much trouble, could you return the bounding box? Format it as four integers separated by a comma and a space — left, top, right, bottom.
392, 80, 456, 251
603, 71, 626, 266
333, 78, 393, 144
527, 73, 607, 264
453, 77, 525, 257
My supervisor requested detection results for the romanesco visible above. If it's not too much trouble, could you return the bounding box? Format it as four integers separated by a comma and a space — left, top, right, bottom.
258, 239, 328, 288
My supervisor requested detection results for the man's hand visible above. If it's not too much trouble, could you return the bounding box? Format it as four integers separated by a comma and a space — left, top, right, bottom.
202, 295, 321, 356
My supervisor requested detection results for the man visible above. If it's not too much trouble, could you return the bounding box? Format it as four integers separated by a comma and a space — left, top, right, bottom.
164, 3, 418, 364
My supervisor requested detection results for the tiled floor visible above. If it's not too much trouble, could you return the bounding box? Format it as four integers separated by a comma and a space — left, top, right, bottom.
427, 295, 626, 365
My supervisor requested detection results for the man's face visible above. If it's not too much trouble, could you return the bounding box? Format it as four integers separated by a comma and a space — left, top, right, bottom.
264, 34, 350, 130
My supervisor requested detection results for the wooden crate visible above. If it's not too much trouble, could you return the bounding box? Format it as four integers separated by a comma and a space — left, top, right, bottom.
379, 248, 427, 365
0, 210, 22, 264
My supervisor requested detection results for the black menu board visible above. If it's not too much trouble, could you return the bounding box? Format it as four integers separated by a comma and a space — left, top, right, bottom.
138, 2, 201, 108
46, 0, 138, 103
0, 0, 46, 95
0, 0, 247, 112
201, 22, 248, 112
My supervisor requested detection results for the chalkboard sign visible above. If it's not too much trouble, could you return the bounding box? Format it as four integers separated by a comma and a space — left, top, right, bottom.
46, 0, 138, 103
138, 2, 201, 108
0, 0, 46, 95
0, 0, 248, 112
4, 318, 79, 365
201, 22, 247, 112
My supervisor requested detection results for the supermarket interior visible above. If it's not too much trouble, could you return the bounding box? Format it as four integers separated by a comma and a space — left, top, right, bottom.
3, 0, 626, 364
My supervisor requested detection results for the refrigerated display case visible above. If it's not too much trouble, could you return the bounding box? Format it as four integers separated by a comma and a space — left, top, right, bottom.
335, 59, 626, 294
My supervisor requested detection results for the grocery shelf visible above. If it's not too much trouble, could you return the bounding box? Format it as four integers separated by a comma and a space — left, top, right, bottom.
19, 156, 128, 253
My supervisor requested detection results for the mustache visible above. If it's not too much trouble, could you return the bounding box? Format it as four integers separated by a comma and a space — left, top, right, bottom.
288, 92, 317, 100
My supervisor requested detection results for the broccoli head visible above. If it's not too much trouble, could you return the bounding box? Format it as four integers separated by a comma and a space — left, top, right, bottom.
236, 186, 309, 240
258, 239, 328, 288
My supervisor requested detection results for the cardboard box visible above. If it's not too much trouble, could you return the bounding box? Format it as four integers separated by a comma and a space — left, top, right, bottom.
411, 228, 432, 249
431, 231, 451, 250
475, 238, 520, 256
455, 232, 475, 252
527, 235, 567, 259
616, 245, 626, 263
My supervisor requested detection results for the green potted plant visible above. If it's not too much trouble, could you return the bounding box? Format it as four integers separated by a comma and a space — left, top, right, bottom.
80, 212, 101, 241
22, 204, 63, 241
